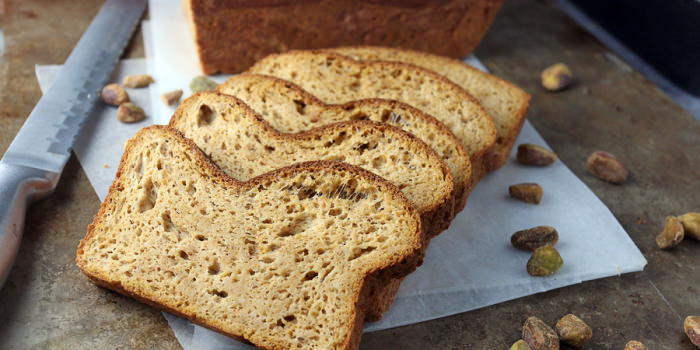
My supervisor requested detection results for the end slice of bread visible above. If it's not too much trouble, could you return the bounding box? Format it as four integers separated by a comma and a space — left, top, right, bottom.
76, 125, 423, 350
329, 46, 531, 172
216, 74, 472, 219
247, 50, 497, 183
169, 91, 454, 237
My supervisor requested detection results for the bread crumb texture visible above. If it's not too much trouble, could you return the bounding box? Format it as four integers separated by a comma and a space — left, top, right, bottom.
217, 74, 471, 214
76, 126, 421, 350
170, 91, 453, 228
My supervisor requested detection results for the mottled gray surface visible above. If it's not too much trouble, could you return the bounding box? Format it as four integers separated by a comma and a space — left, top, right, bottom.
0, 0, 698, 349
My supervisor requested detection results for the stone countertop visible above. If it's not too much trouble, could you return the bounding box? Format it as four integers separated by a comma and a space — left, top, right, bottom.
0, 0, 698, 349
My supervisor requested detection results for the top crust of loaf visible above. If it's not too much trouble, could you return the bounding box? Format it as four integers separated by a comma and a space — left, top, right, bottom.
76, 125, 422, 350
169, 91, 454, 236
247, 50, 497, 163
217, 73, 472, 218
329, 46, 531, 171
183, 0, 503, 74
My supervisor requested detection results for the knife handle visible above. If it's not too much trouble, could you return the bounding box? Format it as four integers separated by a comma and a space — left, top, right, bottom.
0, 163, 59, 288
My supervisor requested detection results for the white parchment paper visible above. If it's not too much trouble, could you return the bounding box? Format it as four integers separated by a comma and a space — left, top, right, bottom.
36, 59, 153, 200
34, 1, 647, 347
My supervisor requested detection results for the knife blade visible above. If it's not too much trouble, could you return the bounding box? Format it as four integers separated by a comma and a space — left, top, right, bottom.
0, 0, 147, 288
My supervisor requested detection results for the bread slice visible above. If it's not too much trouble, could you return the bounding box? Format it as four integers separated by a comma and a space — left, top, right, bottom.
76, 125, 423, 350
216, 73, 472, 216
328, 46, 531, 171
170, 92, 453, 321
247, 50, 497, 183
169, 91, 454, 237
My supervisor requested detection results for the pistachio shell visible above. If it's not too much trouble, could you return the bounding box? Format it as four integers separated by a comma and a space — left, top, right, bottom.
655, 216, 684, 249
517, 144, 557, 166
555, 314, 592, 348
685, 316, 700, 347
527, 246, 563, 276
541, 63, 572, 91
510, 339, 532, 350
522, 316, 559, 350
116, 102, 146, 123
509, 183, 543, 205
161, 89, 183, 106
586, 151, 628, 184
511, 226, 558, 252
679, 213, 700, 241
190, 76, 217, 93
122, 74, 154, 88
101, 83, 129, 106
624, 340, 648, 350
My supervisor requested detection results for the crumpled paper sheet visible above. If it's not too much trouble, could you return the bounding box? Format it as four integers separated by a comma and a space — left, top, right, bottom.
33, 2, 646, 347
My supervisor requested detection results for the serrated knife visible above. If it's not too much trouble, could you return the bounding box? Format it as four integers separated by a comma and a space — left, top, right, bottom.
0, 0, 146, 288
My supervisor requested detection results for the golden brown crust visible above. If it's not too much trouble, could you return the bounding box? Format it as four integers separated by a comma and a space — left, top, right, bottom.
184, 0, 503, 74
77, 125, 424, 349
467, 70, 530, 173
488, 93, 530, 171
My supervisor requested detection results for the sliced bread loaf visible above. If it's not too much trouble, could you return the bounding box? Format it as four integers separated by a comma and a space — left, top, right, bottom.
247, 50, 497, 183
329, 46, 531, 171
169, 91, 454, 237
76, 125, 423, 350
216, 73, 472, 215
169, 92, 452, 320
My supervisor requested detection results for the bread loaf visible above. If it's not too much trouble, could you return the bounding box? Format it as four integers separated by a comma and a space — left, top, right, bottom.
76, 125, 423, 350
183, 0, 503, 74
